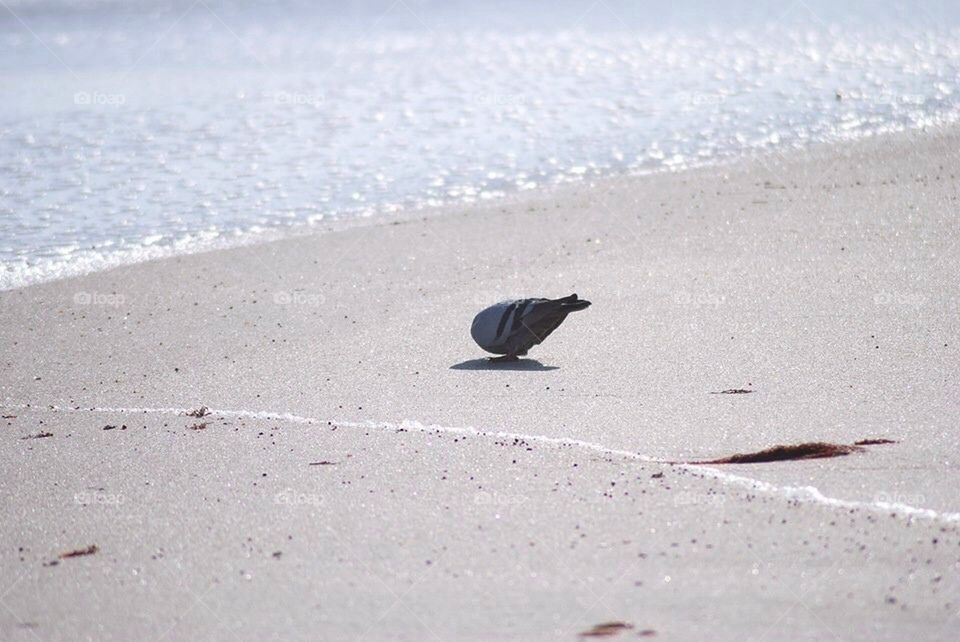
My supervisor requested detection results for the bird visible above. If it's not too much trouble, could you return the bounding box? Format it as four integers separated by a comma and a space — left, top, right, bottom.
470, 293, 591, 362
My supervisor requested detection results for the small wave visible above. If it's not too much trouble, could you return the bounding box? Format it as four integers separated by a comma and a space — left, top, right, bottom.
5, 402, 959, 525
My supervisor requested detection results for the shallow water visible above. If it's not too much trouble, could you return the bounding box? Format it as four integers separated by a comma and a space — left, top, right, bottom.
2, 0, 959, 288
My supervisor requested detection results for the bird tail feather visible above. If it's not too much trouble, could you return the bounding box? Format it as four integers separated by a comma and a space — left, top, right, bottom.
553, 293, 591, 311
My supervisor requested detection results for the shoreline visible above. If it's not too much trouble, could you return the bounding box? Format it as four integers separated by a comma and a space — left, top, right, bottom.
8, 401, 960, 526
2, 124, 959, 640
6, 114, 959, 293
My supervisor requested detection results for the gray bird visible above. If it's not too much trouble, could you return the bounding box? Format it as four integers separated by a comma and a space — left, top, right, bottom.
470, 293, 591, 362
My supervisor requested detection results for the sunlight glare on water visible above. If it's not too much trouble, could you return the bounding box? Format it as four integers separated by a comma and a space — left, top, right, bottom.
1, 0, 959, 287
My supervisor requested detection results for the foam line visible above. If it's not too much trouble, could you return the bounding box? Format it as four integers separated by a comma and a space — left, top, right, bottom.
6, 402, 959, 525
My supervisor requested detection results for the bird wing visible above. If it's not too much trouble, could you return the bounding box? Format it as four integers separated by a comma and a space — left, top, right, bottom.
504, 294, 589, 353
471, 299, 542, 353
472, 294, 590, 355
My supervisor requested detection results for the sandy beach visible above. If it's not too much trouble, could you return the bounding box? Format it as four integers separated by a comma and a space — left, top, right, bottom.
2, 127, 960, 640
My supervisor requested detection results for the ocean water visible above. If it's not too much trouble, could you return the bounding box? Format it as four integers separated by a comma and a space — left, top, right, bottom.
2, 0, 959, 289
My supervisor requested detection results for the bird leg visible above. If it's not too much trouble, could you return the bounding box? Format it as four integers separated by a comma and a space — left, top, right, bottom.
488, 354, 520, 363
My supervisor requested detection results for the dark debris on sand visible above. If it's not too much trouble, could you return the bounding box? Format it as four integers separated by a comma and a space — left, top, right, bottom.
59, 545, 98, 559
854, 438, 898, 446
186, 406, 210, 418
579, 622, 639, 637
709, 388, 753, 395
21, 431, 53, 440
309, 461, 337, 466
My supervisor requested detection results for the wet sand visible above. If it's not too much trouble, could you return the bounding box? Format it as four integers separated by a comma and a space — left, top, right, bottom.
2, 127, 959, 640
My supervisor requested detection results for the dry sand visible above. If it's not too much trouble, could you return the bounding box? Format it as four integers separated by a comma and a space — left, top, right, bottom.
2, 127, 960, 640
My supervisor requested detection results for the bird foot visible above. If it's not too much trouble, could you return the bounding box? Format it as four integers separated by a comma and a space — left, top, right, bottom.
488, 354, 520, 363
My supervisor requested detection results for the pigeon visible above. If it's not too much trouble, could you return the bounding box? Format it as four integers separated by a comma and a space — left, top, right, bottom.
470, 294, 591, 362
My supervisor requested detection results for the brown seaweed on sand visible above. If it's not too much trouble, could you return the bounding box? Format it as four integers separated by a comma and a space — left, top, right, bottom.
21, 432, 53, 439
694, 442, 862, 464
579, 622, 635, 637
687, 437, 901, 465
709, 389, 754, 395
60, 545, 98, 559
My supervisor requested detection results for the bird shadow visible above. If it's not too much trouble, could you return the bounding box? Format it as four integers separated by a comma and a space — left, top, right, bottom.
450, 358, 559, 371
